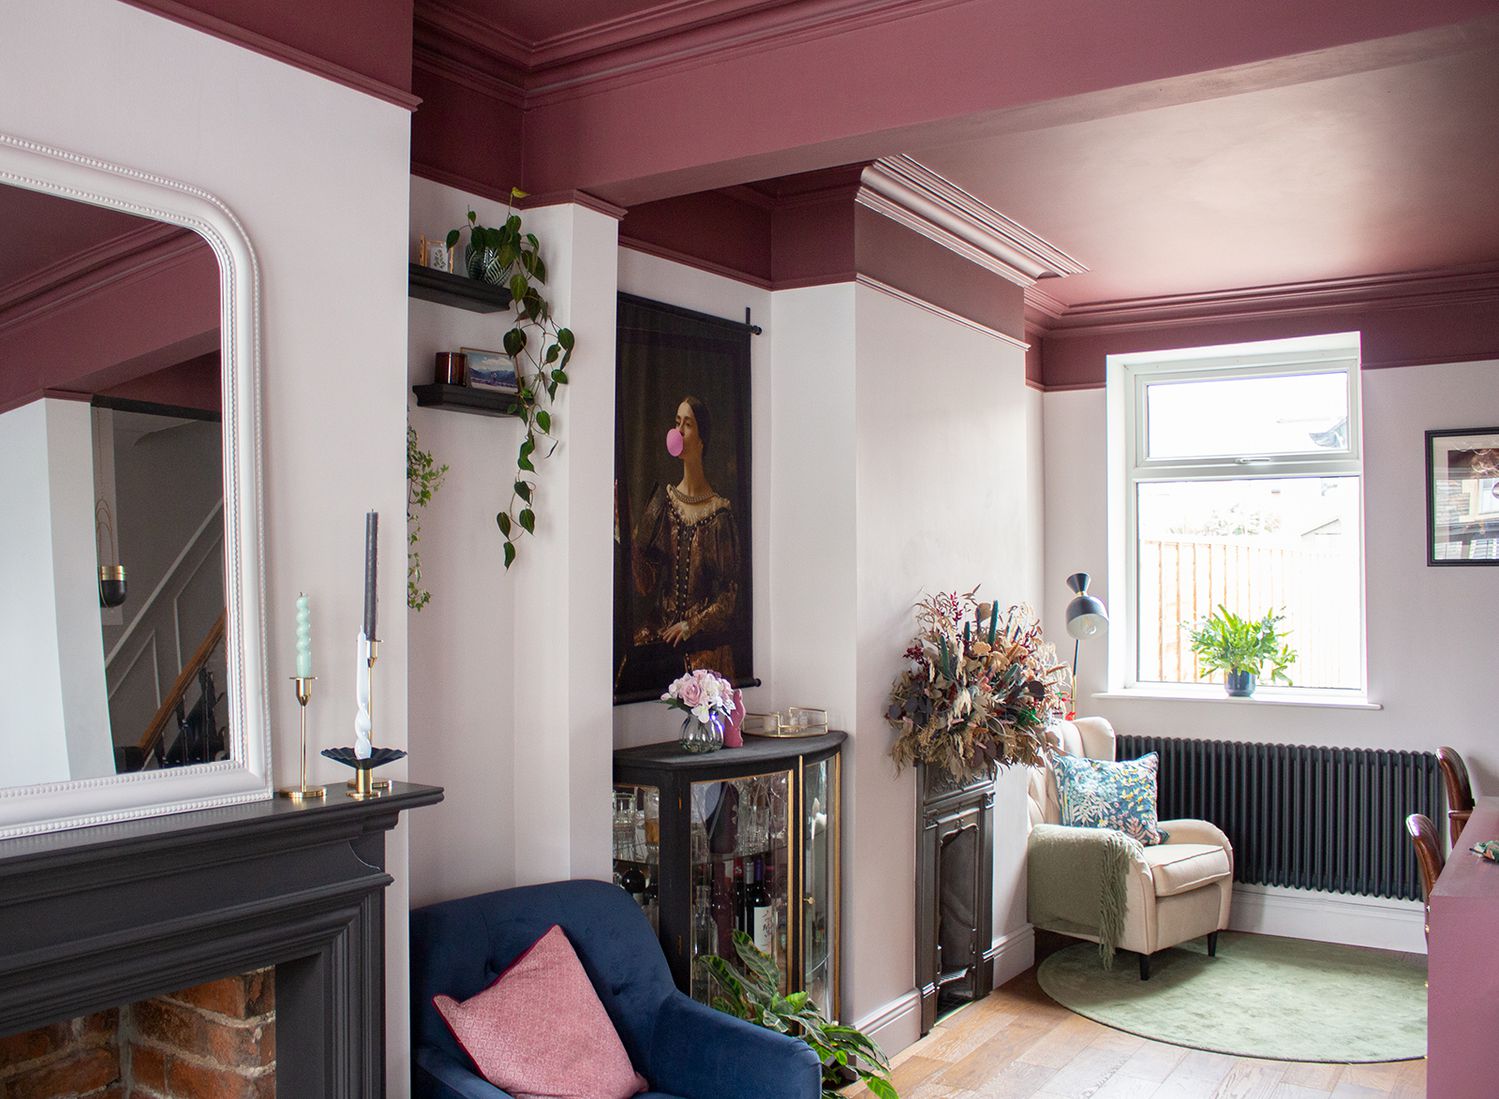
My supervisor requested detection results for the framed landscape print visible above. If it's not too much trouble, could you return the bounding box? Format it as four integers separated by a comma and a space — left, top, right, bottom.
1427, 427, 1499, 564
613, 293, 755, 704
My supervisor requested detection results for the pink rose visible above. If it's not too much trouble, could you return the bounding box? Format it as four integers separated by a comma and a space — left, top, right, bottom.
677, 678, 704, 707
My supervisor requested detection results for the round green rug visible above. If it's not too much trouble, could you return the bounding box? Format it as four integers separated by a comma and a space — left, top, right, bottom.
1036, 932, 1426, 1062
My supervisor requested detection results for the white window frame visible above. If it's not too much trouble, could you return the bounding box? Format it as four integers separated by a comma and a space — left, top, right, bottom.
1105, 334, 1368, 702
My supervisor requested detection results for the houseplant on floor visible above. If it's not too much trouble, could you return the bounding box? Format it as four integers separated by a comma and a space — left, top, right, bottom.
1184, 605, 1296, 697
701, 931, 896, 1099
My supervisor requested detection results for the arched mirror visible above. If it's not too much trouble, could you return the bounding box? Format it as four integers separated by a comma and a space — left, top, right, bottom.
0, 134, 269, 837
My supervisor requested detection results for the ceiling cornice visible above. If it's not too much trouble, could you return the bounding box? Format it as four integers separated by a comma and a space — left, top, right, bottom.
856, 156, 1089, 288
0, 224, 203, 333
1034, 261, 1499, 338
413, 0, 973, 105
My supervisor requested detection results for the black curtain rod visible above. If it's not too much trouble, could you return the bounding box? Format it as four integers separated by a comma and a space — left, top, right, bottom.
618, 291, 763, 336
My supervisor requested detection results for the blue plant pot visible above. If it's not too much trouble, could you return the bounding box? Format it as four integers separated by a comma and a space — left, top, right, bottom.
1226, 670, 1256, 698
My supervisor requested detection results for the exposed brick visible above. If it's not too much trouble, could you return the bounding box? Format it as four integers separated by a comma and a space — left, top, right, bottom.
0, 1023, 70, 1069
164, 1058, 273, 1099
74, 1011, 119, 1046
166, 971, 273, 1020
126, 1043, 167, 1093
131, 1001, 272, 1069
5, 1047, 119, 1099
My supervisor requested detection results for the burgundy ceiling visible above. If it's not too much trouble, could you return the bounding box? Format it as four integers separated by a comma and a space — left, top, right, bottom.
913, 41, 1499, 308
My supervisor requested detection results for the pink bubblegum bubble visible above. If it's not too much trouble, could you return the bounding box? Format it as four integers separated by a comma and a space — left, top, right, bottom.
666, 428, 684, 457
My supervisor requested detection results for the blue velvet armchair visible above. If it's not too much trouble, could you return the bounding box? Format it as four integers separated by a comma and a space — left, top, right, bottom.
410, 879, 823, 1099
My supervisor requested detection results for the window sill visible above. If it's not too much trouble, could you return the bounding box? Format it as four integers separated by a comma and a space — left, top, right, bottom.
1093, 688, 1381, 711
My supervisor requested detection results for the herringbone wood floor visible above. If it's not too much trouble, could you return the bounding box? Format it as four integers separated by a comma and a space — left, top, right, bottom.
848, 961, 1425, 1099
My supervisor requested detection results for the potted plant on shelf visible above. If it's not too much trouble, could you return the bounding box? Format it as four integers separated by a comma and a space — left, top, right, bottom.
444, 197, 576, 570
1184, 605, 1296, 697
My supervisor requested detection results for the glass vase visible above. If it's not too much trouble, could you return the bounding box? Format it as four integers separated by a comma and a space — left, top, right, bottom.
680, 713, 724, 754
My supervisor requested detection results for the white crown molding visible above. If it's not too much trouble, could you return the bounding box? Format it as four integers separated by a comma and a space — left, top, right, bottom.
856, 156, 1089, 288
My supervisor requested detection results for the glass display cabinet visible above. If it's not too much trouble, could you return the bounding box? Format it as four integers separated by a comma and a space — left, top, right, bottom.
612, 730, 844, 1018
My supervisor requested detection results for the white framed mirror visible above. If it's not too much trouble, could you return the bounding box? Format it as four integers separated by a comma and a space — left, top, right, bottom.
0, 132, 270, 837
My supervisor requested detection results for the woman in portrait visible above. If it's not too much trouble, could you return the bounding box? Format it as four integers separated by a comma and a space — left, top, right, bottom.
631, 395, 742, 680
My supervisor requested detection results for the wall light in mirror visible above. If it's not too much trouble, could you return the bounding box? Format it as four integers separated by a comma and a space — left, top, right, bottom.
98, 564, 127, 608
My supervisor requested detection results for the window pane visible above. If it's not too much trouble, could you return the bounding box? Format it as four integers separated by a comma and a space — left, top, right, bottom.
1145, 372, 1349, 460
1137, 477, 1361, 690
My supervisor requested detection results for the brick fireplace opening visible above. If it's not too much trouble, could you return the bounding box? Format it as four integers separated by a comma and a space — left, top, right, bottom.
0, 970, 275, 1099
0, 784, 441, 1099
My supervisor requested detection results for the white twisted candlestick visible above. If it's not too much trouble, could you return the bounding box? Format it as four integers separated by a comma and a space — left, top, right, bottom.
354, 632, 372, 759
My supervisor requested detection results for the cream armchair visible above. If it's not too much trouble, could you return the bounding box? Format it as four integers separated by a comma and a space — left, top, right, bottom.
1027, 717, 1233, 979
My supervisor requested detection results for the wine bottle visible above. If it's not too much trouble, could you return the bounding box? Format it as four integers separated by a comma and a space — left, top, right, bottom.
748, 857, 775, 955
732, 859, 746, 934
691, 885, 716, 1002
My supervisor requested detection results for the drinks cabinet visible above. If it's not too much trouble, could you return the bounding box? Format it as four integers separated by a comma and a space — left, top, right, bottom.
612, 730, 844, 1018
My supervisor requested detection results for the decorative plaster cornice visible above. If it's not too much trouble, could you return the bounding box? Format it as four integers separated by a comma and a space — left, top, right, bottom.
413, 0, 973, 105
855, 156, 1089, 288
0, 223, 204, 333
620, 237, 775, 290
1040, 262, 1499, 338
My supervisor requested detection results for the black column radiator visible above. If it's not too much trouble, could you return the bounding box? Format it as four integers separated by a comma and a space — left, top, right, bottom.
1116, 735, 1443, 902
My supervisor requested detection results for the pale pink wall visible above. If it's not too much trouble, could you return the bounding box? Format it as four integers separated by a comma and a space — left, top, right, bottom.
1, 1, 415, 1086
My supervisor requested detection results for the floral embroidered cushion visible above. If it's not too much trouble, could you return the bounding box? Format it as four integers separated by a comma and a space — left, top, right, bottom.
1052, 752, 1164, 845
433, 924, 648, 1099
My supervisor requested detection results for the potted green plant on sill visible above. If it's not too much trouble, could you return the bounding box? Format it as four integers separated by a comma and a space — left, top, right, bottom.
1184, 605, 1296, 697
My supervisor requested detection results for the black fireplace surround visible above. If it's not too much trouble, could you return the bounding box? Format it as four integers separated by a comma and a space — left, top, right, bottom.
0, 783, 441, 1097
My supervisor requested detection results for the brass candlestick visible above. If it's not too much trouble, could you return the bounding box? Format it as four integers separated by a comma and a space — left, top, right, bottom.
348, 638, 391, 794
277, 676, 326, 801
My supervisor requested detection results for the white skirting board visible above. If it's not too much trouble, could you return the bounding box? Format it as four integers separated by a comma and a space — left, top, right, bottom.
851, 988, 921, 1058
988, 922, 1036, 987
1228, 884, 1426, 954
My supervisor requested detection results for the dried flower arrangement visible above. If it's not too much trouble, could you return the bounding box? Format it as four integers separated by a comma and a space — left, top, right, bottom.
886, 588, 1070, 784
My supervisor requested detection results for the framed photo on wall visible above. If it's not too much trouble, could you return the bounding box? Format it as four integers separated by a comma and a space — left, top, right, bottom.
613, 293, 756, 705
1427, 427, 1499, 565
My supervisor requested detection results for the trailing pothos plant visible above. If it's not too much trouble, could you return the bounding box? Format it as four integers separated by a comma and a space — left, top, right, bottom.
701, 931, 897, 1099
446, 197, 576, 569
406, 425, 448, 611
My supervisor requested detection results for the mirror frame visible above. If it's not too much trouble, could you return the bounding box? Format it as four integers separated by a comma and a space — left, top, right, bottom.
0, 131, 271, 838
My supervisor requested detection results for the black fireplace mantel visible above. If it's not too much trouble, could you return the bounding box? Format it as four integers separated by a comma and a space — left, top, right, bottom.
0, 782, 442, 1097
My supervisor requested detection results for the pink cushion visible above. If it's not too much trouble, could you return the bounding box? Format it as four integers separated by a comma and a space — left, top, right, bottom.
434, 925, 648, 1099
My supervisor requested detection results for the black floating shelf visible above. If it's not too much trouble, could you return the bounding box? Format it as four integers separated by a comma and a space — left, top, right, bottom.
408, 263, 513, 313
412, 383, 522, 419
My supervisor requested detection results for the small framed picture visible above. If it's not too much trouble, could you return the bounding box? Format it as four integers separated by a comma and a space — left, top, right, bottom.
417, 233, 454, 273
462, 347, 518, 394
1427, 427, 1499, 564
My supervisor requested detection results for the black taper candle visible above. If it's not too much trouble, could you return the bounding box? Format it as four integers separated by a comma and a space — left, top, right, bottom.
363, 511, 378, 640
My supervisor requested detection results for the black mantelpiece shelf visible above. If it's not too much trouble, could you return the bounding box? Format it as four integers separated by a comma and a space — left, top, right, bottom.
411, 383, 522, 419
408, 263, 513, 313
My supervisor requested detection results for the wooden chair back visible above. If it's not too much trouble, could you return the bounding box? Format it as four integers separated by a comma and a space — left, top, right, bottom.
1407, 813, 1444, 944
1437, 746, 1475, 846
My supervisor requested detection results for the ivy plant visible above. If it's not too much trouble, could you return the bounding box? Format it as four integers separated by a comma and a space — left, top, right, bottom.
701, 931, 897, 1099
446, 197, 575, 569
407, 425, 448, 610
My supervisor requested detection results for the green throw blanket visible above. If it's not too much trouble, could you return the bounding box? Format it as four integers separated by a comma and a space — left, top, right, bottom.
1028, 823, 1141, 967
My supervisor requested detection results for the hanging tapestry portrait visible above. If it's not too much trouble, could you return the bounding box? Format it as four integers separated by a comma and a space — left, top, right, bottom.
613, 293, 754, 705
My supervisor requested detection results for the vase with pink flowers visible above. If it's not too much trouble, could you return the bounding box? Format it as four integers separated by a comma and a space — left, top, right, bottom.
661, 669, 737, 753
